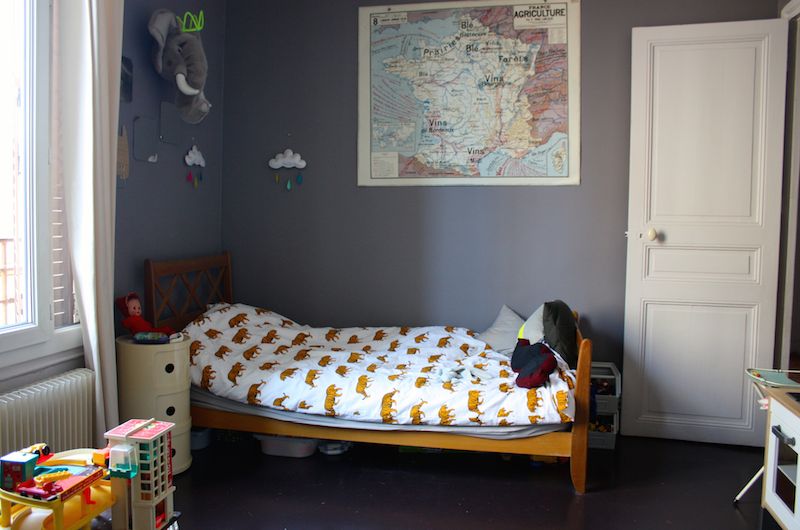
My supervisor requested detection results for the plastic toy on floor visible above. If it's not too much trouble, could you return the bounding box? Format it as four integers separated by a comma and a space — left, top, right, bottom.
0, 418, 180, 530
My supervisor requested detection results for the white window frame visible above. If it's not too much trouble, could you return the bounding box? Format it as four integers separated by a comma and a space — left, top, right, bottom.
0, 0, 82, 368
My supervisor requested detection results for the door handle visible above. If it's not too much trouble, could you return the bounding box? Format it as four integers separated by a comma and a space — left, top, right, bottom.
647, 228, 658, 241
772, 425, 796, 447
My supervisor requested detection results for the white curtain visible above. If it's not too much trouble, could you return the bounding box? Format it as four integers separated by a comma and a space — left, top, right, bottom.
54, 0, 125, 443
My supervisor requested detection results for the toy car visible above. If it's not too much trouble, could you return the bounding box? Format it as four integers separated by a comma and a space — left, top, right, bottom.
22, 443, 51, 457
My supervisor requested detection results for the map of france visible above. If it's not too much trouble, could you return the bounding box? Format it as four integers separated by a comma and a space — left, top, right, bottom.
369, 4, 571, 179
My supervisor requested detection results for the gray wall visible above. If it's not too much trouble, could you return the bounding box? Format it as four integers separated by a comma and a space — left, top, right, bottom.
220, 0, 777, 366
115, 0, 226, 327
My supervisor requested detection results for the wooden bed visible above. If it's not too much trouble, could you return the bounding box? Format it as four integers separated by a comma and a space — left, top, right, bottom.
143, 252, 592, 493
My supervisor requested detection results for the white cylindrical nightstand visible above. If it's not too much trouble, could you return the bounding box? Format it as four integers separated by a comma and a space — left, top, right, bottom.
116, 336, 192, 473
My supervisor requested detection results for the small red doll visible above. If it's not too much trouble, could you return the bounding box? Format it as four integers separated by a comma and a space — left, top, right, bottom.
115, 292, 174, 336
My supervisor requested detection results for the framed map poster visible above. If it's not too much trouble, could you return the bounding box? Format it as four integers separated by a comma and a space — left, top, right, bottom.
358, 1, 580, 186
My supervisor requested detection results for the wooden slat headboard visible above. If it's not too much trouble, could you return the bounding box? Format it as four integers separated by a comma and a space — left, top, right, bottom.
143, 252, 234, 331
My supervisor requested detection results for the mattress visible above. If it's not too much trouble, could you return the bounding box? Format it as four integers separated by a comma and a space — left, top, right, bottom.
190, 386, 568, 440
184, 303, 577, 429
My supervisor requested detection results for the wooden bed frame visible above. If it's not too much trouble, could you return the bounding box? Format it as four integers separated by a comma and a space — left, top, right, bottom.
144, 252, 592, 493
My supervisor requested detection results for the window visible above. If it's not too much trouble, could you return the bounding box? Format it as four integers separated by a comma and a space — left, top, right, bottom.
0, 0, 80, 359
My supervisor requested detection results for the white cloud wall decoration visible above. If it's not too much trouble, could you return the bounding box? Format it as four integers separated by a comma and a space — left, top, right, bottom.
269, 148, 306, 169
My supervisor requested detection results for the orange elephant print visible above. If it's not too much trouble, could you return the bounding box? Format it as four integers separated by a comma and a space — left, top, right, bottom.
232, 328, 251, 344
273, 345, 290, 355
259, 361, 279, 371
436, 336, 452, 348
356, 375, 372, 399
214, 345, 232, 359
324, 385, 342, 416
499, 382, 514, 393
280, 368, 299, 380
228, 313, 249, 328
298, 401, 312, 410
292, 332, 311, 346
247, 381, 265, 405
261, 330, 279, 344
347, 334, 360, 344
558, 369, 576, 389
200, 365, 216, 390
415, 377, 428, 388
255, 307, 271, 315
389, 340, 400, 352
373, 329, 387, 341
445, 326, 456, 333
554, 389, 571, 422
305, 369, 321, 388
335, 365, 351, 377
318, 355, 333, 367
527, 388, 543, 412
406, 347, 419, 356
243, 345, 261, 360
388, 371, 405, 382
325, 328, 341, 341
190, 340, 204, 365
347, 352, 364, 363
438, 405, 456, 425
273, 394, 290, 410
192, 313, 210, 326
280, 319, 294, 328
366, 363, 378, 373
381, 390, 399, 424
459, 343, 470, 355
294, 349, 312, 361
227, 362, 245, 386
428, 354, 442, 363
204, 329, 222, 339
468, 390, 484, 416
399, 326, 410, 336
410, 401, 427, 425
414, 332, 428, 344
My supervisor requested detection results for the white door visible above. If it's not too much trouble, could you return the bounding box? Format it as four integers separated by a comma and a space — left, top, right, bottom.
622, 19, 788, 446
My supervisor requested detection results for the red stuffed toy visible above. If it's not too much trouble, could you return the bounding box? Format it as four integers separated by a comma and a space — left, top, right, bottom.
115, 292, 174, 336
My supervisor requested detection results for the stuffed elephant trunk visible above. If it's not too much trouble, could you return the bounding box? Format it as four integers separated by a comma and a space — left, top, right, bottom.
169, 33, 208, 96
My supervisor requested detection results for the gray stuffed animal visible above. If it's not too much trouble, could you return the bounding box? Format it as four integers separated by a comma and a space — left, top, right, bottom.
148, 9, 211, 124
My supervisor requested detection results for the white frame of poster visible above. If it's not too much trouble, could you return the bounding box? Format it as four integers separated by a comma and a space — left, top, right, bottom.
357, 0, 580, 186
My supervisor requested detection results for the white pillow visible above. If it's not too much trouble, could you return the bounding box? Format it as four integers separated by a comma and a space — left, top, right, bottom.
518, 304, 545, 343
477, 305, 524, 354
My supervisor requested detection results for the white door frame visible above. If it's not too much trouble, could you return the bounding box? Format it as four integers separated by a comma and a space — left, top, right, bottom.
779, 0, 800, 369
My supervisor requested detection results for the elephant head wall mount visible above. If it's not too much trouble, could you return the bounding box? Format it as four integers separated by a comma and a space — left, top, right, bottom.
148, 9, 211, 124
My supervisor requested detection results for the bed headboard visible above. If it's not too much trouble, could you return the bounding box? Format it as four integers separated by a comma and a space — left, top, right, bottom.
143, 252, 234, 331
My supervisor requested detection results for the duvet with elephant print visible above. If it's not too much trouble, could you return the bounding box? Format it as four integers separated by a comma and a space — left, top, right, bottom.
184, 303, 576, 427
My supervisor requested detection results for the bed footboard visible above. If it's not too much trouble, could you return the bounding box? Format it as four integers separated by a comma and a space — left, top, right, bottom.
570, 336, 592, 494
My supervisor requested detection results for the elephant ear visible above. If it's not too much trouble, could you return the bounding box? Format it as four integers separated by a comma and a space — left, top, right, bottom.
148, 9, 179, 74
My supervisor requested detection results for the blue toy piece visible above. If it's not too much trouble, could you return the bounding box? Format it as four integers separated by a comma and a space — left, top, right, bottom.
1, 451, 39, 491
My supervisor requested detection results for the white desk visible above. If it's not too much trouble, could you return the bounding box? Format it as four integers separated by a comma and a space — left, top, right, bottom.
762, 386, 800, 529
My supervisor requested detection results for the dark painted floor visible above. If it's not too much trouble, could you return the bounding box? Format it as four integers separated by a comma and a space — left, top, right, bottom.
164, 432, 776, 530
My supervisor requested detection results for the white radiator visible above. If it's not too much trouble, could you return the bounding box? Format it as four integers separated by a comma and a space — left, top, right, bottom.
0, 368, 94, 456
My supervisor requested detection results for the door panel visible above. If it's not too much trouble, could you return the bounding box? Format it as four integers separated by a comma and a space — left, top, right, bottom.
645, 246, 759, 282
642, 303, 752, 421
623, 19, 787, 445
652, 45, 759, 221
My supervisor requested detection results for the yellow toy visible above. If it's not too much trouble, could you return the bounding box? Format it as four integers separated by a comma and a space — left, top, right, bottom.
0, 419, 180, 530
